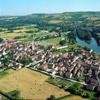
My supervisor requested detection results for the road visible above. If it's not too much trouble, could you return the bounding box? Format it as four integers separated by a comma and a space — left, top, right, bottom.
27, 61, 87, 86
57, 46, 68, 50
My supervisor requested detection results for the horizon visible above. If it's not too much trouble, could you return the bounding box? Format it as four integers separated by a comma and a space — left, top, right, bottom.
0, 0, 100, 16
0, 11, 100, 17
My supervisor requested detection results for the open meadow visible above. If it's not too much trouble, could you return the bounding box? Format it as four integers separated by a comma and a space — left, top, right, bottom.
0, 68, 88, 100
0, 68, 69, 99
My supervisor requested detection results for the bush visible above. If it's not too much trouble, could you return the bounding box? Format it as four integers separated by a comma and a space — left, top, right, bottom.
67, 83, 95, 100
46, 95, 56, 100
67, 83, 83, 95
85, 91, 95, 100
59, 39, 66, 46
6, 90, 21, 99
0, 38, 3, 42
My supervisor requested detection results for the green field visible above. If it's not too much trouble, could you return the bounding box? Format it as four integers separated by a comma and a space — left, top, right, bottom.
0, 69, 9, 79
0, 32, 27, 39
41, 37, 61, 45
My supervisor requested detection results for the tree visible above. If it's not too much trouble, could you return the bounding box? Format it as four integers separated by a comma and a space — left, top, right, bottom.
59, 39, 66, 46
46, 95, 56, 100
67, 83, 83, 95
85, 91, 95, 100
0, 38, 3, 42
66, 31, 76, 44
6, 90, 21, 99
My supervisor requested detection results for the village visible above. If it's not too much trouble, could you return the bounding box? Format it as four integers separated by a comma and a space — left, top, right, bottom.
0, 38, 100, 92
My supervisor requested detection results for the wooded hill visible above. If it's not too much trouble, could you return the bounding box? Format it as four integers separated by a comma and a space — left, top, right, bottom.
0, 12, 100, 44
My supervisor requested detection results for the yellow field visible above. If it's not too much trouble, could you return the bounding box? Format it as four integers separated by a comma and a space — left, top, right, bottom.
48, 20, 63, 24
0, 68, 69, 100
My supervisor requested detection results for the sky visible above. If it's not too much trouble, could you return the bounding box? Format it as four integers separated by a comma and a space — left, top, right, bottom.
0, 0, 100, 16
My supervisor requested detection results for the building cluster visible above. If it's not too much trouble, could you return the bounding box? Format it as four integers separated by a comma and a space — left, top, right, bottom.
35, 32, 60, 41
36, 50, 100, 91
0, 39, 37, 69
0, 39, 100, 91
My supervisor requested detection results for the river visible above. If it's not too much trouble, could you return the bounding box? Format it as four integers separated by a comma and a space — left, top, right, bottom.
76, 37, 100, 53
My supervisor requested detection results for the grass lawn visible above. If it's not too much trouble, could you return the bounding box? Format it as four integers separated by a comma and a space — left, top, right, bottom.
0, 69, 13, 79
0, 68, 69, 100
0, 71, 8, 79
41, 37, 61, 45
47, 77, 74, 88
57, 95, 88, 100
0, 32, 27, 39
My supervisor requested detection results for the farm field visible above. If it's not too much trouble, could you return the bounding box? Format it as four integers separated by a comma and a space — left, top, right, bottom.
59, 95, 88, 100
0, 32, 27, 39
41, 37, 61, 45
0, 68, 89, 100
0, 68, 69, 100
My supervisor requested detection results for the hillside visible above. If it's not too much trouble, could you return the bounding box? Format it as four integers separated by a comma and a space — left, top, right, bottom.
0, 12, 100, 28
0, 12, 100, 48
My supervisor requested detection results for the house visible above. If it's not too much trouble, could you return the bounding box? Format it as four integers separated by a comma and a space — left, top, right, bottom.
86, 84, 96, 91
65, 71, 72, 78
51, 71, 55, 76
97, 86, 100, 91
